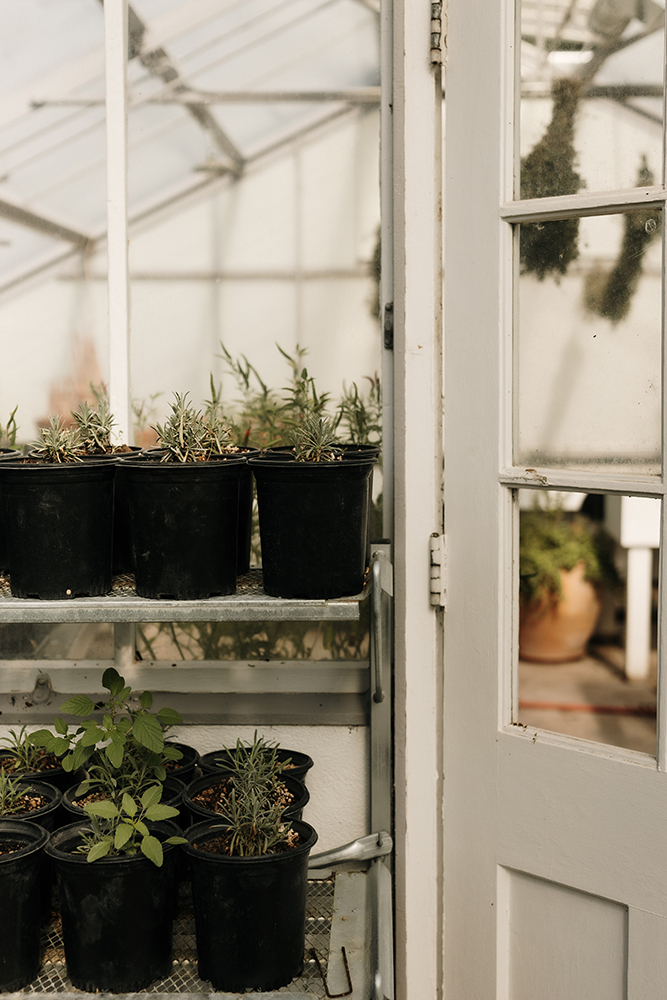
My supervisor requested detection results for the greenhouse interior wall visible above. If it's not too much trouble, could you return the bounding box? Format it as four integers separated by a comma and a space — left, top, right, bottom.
0, 19, 381, 856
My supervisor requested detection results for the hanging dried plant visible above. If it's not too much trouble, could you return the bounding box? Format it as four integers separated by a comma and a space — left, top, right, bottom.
520, 77, 584, 280
584, 157, 661, 324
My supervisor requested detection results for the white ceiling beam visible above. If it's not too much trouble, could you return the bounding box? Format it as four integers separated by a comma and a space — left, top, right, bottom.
32, 88, 381, 106
0, 198, 92, 247
0, 103, 366, 300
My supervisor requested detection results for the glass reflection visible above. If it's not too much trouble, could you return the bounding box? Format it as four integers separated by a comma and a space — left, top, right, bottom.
518, 490, 658, 756
516, 210, 662, 474
519, 0, 664, 195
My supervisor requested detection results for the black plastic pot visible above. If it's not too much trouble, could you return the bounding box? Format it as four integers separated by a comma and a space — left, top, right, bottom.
0, 449, 22, 572
46, 820, 179, 992
0, 820, 48, 990
0, 459, 115, 599
6, 779, 62, 832
122, 454, 247, 599
6, 781, 62, 923
250, 453, 376, 599
237, 447, 260, 574
163, 741, 200, 783
78, 447, 140, 574
183, 817, 318, 992
184, 771, 309, 827
0, 752, 84, 795
199, 746, 314, 784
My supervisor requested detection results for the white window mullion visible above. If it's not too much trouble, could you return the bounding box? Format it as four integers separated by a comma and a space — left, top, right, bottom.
104, 0, 131, 443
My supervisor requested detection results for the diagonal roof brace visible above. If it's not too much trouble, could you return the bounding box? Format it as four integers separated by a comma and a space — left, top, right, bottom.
126, 3, 245, 177
0, 198, 92, 248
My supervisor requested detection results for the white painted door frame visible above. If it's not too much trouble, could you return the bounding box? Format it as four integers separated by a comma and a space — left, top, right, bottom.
442, 0, 667, 997
389, 1, 445, 998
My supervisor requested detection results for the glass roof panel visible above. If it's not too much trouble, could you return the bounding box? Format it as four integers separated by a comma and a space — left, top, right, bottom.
0, 0, 379, 293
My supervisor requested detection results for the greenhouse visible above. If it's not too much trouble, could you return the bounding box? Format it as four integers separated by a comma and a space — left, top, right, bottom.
1, 0, 667, 996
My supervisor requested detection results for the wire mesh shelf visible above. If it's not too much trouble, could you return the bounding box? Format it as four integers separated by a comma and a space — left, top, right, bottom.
0, 571, 368, 624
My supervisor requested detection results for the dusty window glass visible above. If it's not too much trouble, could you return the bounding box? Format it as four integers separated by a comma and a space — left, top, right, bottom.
517, 490, 657, 757
519, 0, 664, 197
516, 210, 662, 474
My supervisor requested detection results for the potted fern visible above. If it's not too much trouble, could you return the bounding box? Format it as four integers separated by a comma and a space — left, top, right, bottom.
0, 416, 114, 599
250, 413, 377, 598
121, 392, 247, 599
182, 732, 317, 992
519, 504, 617, 662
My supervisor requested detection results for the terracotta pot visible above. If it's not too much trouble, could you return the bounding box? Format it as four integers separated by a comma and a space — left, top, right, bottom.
519, 561, 601, 663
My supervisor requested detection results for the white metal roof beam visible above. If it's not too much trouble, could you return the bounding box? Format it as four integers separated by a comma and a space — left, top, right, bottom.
125, 2, 245, 176
34, 88, 381, 106
0, 199, 92, 248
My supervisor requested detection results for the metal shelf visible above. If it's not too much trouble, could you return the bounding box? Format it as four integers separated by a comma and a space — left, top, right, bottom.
0, 570, 368, 624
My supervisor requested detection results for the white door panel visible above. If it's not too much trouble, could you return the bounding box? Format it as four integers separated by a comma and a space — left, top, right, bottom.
443, 0, 667, 994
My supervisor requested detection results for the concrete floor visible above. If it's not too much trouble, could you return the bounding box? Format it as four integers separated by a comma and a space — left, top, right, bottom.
519, 645, 657, 755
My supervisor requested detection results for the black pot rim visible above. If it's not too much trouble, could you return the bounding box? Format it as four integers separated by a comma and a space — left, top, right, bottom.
184, 770, 308, 814
199, 747, 314, 776
46, 820, 180, 864
0, 819, 49, 861
63, 777, 184, 815
182, 816, 317, 862
1, 778, 62, 820
122, 451, 248, 467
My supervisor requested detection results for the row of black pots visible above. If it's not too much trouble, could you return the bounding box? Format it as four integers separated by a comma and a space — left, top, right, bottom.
0, 815, 317, 993
0, 740, 200, 793
0, 444, 377, 601
61, 769, 309, 827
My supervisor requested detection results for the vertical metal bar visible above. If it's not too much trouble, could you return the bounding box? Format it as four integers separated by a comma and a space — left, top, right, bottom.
657, 31, 667, 769
380, 0, 394, 541
114, 622, 136, 674
104, 0, 132, 443
370, 544, 393, 853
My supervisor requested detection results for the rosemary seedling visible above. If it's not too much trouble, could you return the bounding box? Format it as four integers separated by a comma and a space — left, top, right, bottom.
152, 392, 236, 462
33, 416, 82, 463
0, 768, 29, 815
290, 413, 342, 462
71, 397, 116, 453
0, 406, 19, 449
214, 733, 295, 857
0, 725, 55, 774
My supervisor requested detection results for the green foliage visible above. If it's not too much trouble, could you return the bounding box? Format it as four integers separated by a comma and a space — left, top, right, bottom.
71, 396, 116, 453
520, 77, 584, 280
152, 391, 236, 462
336, 377, 381, 446
290, 413, 342, 462
519, 505, 617, 604
584, 157, 661, 323
33, 416, 82, 463
212, 733, 295, 857
29, 668, 183, 806
0, 725, 54, 773
0, 768, 29, 815
77, 785, 185, 866
0, 406, 18, 449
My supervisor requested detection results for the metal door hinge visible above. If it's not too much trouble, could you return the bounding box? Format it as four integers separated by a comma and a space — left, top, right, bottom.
430, 532, 446, 608
383, 302, 394, 350
430, 2, 444, 65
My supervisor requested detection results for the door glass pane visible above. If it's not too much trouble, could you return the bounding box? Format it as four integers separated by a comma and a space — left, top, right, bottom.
519, 0, 665, 196
517, 490, 658, 756
516, 209, 662, 474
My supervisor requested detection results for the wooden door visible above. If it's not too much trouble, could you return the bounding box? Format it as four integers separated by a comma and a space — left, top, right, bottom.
443, 0, 667, 996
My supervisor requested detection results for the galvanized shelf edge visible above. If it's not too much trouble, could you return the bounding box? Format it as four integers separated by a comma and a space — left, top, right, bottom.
0, 571, 367, 624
